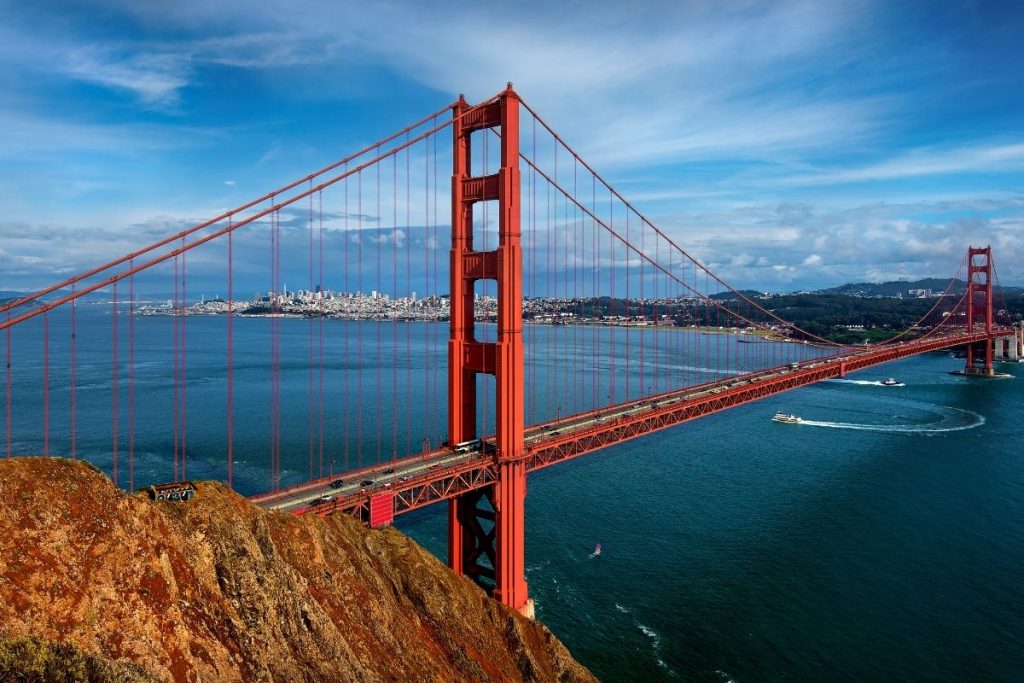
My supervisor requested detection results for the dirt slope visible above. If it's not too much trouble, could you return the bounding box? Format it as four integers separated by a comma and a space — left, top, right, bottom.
0, 458, 596, 682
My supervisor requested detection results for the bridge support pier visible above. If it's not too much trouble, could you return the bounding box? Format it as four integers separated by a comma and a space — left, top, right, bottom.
447, 85, 531, 615
992, 325, 1023, 362
963, 246, 995, 376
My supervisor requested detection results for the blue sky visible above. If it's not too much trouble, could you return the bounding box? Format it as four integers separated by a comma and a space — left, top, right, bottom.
0, 0, 1022, 293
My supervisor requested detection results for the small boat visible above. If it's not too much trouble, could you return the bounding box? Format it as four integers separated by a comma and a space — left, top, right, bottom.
593, 543, 602, 556
772, 412, 802, 424
882, 378, 899, 386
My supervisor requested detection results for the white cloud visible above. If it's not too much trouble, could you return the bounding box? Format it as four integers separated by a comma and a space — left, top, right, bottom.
2, 0, 885, 164
63, 47, 190, 107
0, 0, 1020, 295
779, 141, 1024, 187
661, 197, 1024, 289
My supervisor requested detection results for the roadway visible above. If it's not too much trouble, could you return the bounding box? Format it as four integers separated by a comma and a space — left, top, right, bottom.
253, 331, 998, 517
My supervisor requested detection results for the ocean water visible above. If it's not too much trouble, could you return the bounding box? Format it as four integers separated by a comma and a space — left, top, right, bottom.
4, 307, 1023, 681
400, 350, 1024, 682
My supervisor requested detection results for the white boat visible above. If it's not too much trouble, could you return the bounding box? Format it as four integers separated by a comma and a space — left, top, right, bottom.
882, 378, 899, 386
772, 412, 802, 424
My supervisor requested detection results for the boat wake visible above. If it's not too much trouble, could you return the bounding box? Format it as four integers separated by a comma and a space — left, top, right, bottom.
828, 378, 906, 387
637, 622, 673, 672
614, 604, 675, 674
798, 407, 984, 434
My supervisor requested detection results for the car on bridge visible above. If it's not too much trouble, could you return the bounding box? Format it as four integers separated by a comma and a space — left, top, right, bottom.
360, 479, 374, 487
329, 479, 344, 489
452, 439, 481, 454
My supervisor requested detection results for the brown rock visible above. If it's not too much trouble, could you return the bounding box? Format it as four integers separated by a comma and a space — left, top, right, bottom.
0, 457, 597, 683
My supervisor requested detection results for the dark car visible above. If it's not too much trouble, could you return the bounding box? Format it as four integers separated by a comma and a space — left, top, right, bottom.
360, 479, 374, 487
329, 479, 344, 489
384, 468, 396, 475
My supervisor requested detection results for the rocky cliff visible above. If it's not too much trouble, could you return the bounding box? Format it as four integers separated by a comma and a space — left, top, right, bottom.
0, 458, 596, 682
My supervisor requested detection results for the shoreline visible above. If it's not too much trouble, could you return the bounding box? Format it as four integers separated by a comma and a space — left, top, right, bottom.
135, 309, 790, 339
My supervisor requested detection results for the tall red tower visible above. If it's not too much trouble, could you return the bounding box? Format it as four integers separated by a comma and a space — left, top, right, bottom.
447, 86, 531, 616
964, 245, 994, 376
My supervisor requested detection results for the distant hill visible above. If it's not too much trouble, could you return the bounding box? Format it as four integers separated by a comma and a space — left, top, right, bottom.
710, 289, 764, 301
0, 289, 73, 307
819, 278, 1023, 298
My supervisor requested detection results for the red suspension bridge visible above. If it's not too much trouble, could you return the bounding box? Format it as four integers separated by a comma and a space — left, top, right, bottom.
2, 85, 1018, 616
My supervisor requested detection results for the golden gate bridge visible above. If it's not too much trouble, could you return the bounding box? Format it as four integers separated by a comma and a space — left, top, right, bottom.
2, 85, 1018, 617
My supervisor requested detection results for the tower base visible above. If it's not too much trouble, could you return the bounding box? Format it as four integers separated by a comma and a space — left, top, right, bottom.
949, 369, 1012, 379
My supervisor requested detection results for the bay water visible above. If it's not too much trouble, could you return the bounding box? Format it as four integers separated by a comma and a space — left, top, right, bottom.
4, 307, 1022, 681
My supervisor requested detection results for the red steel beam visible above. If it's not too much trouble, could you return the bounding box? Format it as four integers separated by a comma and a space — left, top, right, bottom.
280, 330, 1000, 521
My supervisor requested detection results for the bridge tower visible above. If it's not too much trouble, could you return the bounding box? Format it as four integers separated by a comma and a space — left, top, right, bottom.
447, 85, 531, 616
964, 245, 995, 376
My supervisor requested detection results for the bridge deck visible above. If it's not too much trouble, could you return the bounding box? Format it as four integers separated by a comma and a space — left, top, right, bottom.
254, 330, 998, 519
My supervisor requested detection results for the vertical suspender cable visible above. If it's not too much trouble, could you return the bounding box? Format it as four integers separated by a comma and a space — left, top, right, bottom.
274, 207, 281, 489
482, 131, 488, 438
530, 117, 536, 422
173, 255, 179, 480
318, 191, 325, 476
344, 168, 350, 473
573, 158, 579, 415
4, 311, 8, 458
433, 125, 439, 446
423, 135, 431, 447
111, 285, 118, 486
70, 287, 76, 458
405, 138, 411, 457
182, 244, 187, 479
357, 172, 364, 468
552, 141, 559, 422
592, 173, 598, 409
625, 208, 631, 401
568, 157, 574, 410
268, 197, 276, 490
227, 220, 233, 488
637, 212, 643, 400
546, 176, 552, 419
129, 264, 135, 490
43, 312, 49, 456
392, 154, 398, 461
609, 188, 615, 404
309, 182, 315, 480
376, 148, 382, 465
